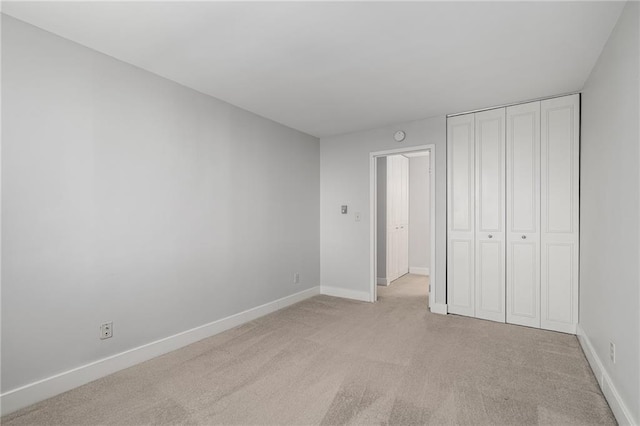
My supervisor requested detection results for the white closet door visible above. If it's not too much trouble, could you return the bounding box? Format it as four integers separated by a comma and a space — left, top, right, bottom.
447, 114, 475, 317
400, 156, 409, 225
387, 156, 398, 228
474, 108, 506, 323
387, 156, 399, 281
506, 101, 541, 328
541, 95, 579, 333
399, 156, 409, 275
386, 155, 409, 282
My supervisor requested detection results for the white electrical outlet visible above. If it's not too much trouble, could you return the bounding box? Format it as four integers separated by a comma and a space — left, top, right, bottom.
294, 273, 300, 284
100, 322, 113, 340
610, 342, 616, 364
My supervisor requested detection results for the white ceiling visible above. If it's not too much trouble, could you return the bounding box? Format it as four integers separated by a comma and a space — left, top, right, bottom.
3, 1, 625, 138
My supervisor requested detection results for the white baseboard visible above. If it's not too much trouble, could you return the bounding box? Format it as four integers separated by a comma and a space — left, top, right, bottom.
577, 324, 636, 426
430, 303, 447, 315
541, 321, 577, 335
321, 286, 372, 302
0, 286, 321, 417
409, 267, 429, 276
377, 277, 390, 286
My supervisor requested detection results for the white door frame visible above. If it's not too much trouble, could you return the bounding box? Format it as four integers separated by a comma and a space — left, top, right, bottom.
369, 144, 436, 306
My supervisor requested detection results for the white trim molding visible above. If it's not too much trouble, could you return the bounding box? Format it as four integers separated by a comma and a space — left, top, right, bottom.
0, 286, 321, 417
377, 277, 390, 286
577, 324, 637, 426
409, 266, 430, 276
321, 286, 371, 302
430, 303, 448, 315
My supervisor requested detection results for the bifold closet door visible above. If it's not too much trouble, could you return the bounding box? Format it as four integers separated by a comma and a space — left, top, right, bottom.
474, 108, 506, 323
540, 95, 579, 334
447, 114, 475, 317
506, 101, 541, 328
386, 155, 409, 282
399, 156, 409, 275
387, 155, 400, 281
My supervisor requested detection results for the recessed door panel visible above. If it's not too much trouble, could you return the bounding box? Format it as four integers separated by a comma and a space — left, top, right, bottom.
510, 242, 537, 320
506, 101, 540, 328
544, 108, 574, 234
477, 241, 503, 316
510, 113, 538, 232
450, 120, 474, 233
477, 113, 504, 233
544, 243, 574, 323
450, 239, 474, 312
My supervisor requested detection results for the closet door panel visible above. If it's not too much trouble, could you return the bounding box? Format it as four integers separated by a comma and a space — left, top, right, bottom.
541, 94, 579, 334
400, 156, 409, 224
450, 119, 474, 232
450, 239, 474, 310
474, 108, 505, 323
399, 156, 409, 275
386, 156, 398, 281
506, 102, 541, 328
545, 243, 574, 323
447, 114, 475, 317
510, 243, 537, 318
477, 241, 503, 315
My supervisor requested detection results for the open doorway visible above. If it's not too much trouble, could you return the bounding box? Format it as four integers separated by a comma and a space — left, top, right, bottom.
369, 145, 436, 307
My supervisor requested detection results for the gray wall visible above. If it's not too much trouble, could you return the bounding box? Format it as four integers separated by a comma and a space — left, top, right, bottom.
580, 1, 639, 422
320, 116, 446, 303
376, 157, 387, 280
1, 16, 320, 393
409, 155, 430, 271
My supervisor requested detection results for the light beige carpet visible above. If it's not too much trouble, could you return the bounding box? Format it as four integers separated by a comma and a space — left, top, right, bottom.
3, 274, 615, 425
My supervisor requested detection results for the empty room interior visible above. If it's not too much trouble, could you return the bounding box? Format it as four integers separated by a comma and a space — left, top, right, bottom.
1, 1, 639, 425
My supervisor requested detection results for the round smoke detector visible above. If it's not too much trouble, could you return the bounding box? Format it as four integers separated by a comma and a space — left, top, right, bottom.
394, 130, 406, 142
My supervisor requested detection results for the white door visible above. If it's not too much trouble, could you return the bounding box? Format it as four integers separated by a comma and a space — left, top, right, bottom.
474, 108, 506, 323
387, 156, 398, 281
399, 156, 409, 275
540, 94, 579, 334
506, 101, 541, 328
447, 114, 475, 317
386, 155, 409, 282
